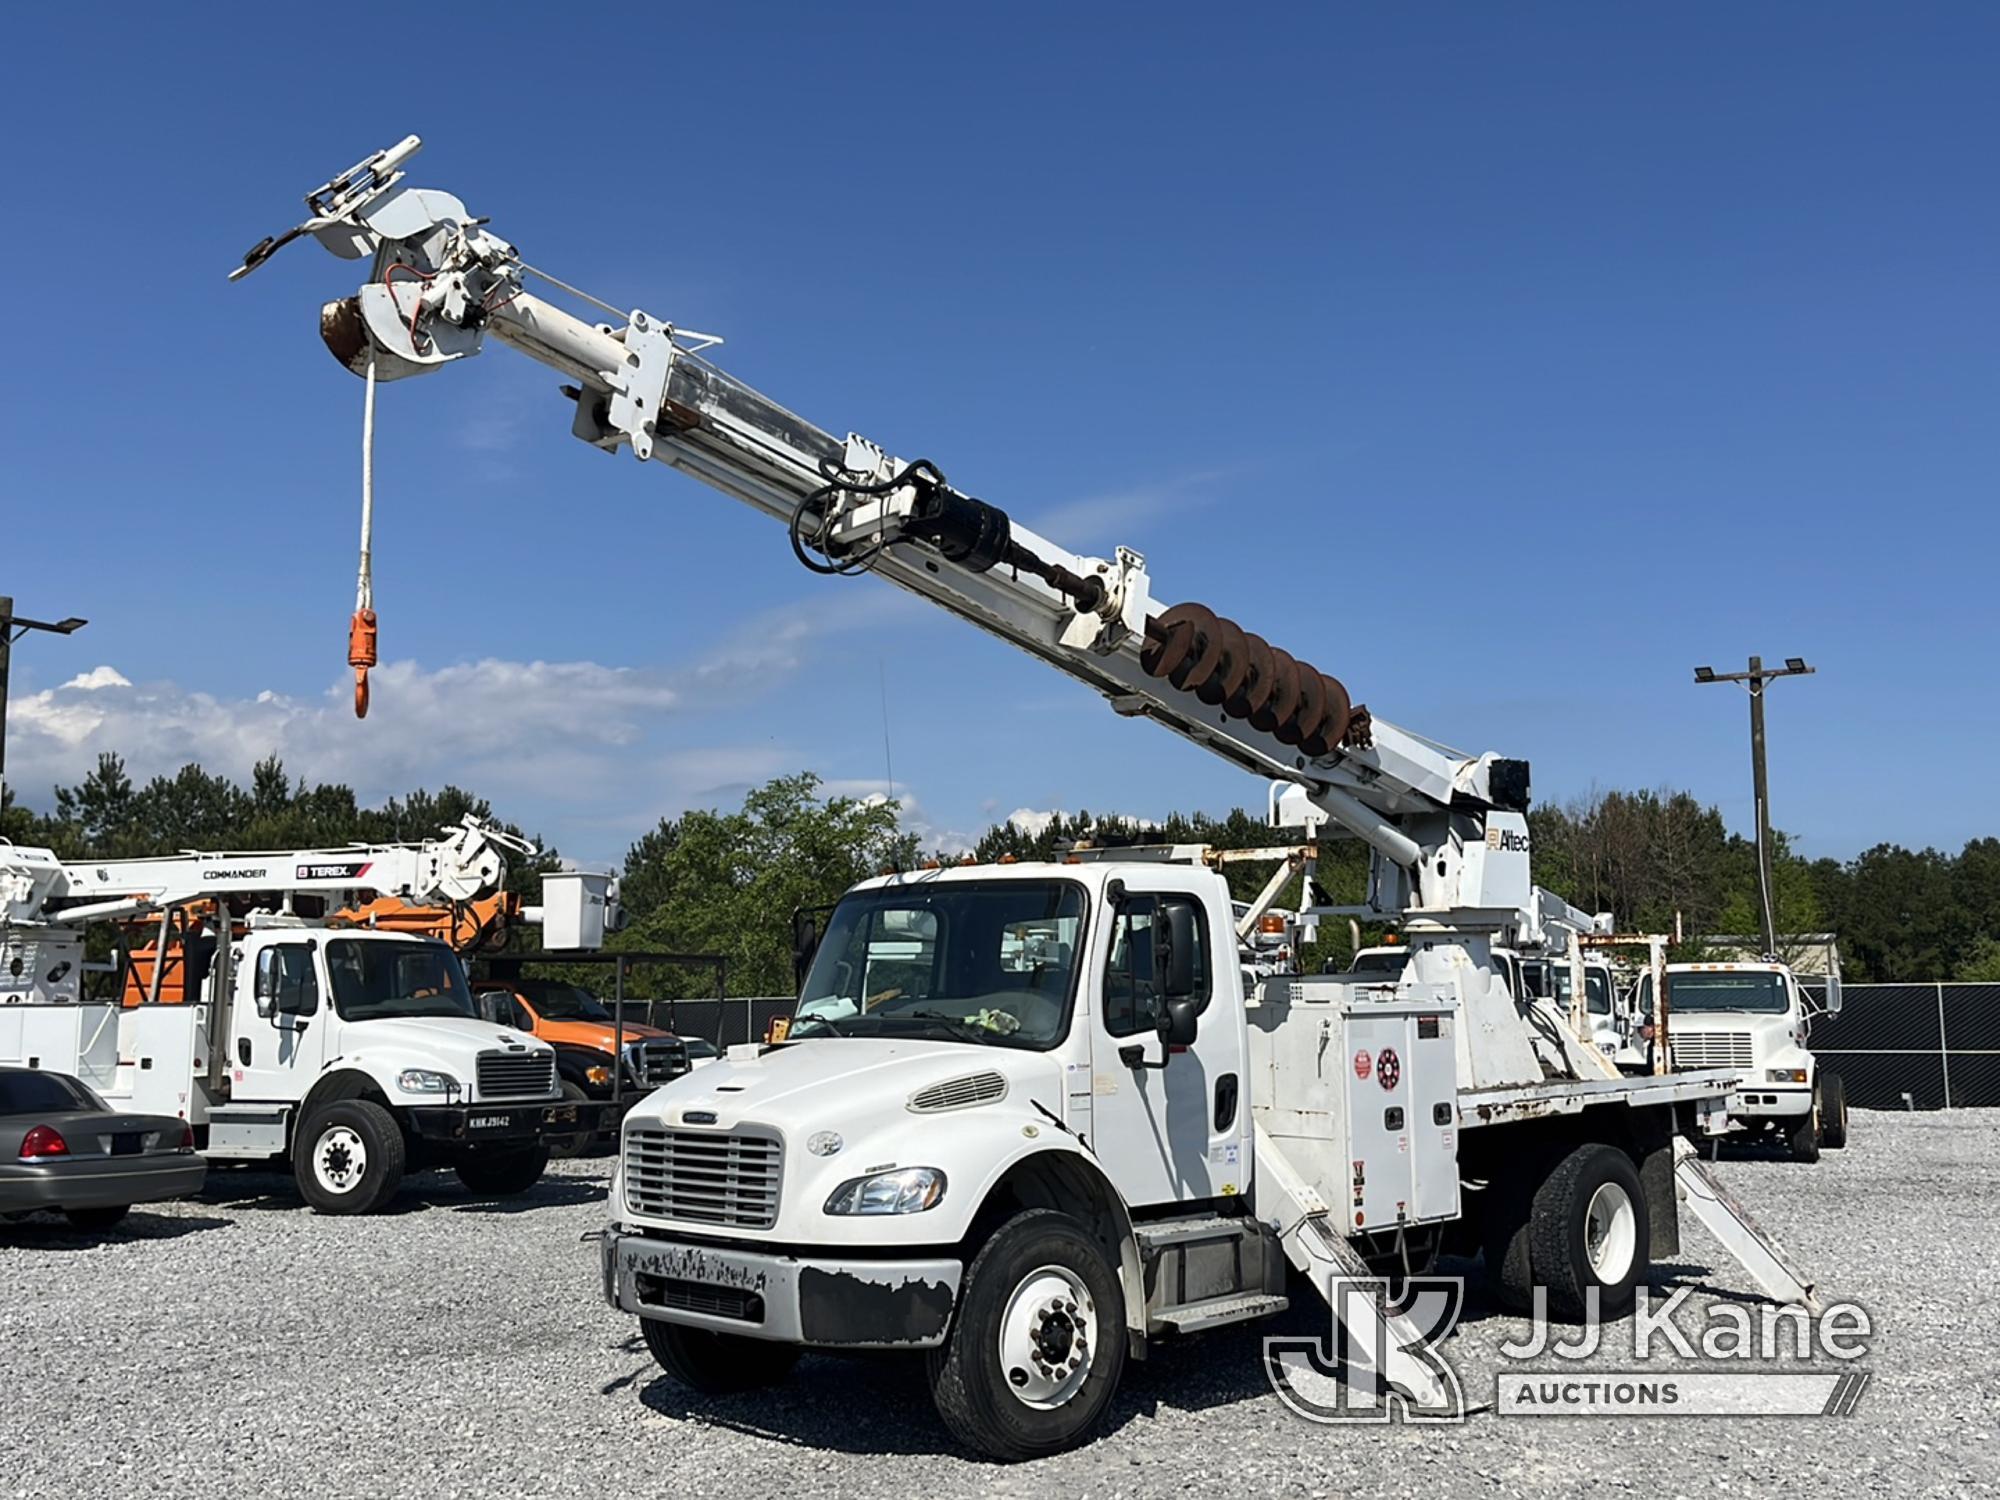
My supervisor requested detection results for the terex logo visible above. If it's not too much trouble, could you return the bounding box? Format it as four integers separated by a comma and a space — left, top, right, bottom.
203, 867, 268, 881
1485, 828, 1531, 854
297, 862, 370, 881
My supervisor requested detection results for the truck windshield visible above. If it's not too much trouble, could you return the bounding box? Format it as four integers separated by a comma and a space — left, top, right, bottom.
1667, 971, 1790, 1014
1550, 968, 1614, 1015
517, 981, 613, 1022
793, 880, 1086, 1050
1348, 950, 1407, 978
325, 940, 476, 1022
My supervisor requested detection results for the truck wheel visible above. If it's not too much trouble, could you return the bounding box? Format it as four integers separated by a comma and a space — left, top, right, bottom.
1528, 1142, 1650, 1321
454, 1144, 550, 1196
1787, 1102, 1822, 1163
928, 1208, 1126, 1461
1819, 1074, 1849, 1149
547, 1080, 594, 1160
295, 1100, 406, 1215
64, 1205, 130, 1231
641, 1319, 799, 1394
1479, 1157, 1544, 1311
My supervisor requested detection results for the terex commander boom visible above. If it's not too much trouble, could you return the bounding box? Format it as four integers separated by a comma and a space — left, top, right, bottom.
236, 139, 1813, 1456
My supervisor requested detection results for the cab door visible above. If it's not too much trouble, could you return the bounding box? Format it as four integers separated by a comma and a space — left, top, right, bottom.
233, 939, 331, 1102
1086, 879, 1248, 1210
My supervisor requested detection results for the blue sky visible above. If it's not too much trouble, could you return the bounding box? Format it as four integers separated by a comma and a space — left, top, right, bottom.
2, 4, 1995, 867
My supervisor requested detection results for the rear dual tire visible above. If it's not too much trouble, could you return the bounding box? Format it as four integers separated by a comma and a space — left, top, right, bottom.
1485, 1142, 1649, 1321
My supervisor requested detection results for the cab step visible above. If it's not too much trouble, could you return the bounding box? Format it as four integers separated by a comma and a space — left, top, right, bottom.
1157, 1292, 1289, 1334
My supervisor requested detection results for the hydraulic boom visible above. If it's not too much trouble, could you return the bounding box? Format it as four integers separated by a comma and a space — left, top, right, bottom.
232, 137, 1532, 919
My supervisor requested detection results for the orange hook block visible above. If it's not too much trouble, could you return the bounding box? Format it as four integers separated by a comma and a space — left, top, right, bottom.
348, 608, 378, 719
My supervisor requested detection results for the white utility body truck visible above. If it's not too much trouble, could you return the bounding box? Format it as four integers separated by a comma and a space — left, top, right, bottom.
234, 137, 1822, 1456
0, 818, 606, 1212
1643, 959, 1849, 1161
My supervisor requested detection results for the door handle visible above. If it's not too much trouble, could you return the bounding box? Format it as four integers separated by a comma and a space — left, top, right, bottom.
237, 1038, 252, 1066
1214, 1072, 1239, 1132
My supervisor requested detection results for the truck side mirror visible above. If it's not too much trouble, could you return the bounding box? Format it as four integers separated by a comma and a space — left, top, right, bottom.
1157, 901, 1197, 1000
791, 908, 822, 991
252, 951, 277, 1019
1825, 975, 1842, 1016
1158, 994, 1199, 1049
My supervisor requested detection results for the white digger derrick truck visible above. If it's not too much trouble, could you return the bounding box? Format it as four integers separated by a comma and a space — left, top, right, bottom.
234, 138, 1822, 1456
0, 817, 595, 1213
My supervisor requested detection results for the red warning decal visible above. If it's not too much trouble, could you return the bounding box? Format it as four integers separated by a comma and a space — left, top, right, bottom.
1353, 1049, 1372, 1081
1376, 1047, 1401, 1090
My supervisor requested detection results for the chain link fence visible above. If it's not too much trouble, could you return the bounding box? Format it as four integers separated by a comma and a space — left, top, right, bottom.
1802, 982, 2000, 1108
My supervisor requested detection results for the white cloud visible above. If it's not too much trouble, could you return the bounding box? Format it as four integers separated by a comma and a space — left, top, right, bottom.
5, 657, 684, 807
1021, 469, 1233, 548
1007, 806, 1159, 840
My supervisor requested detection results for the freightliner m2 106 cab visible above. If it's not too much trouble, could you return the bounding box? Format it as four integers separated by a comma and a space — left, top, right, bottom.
0, 823, 594, 1212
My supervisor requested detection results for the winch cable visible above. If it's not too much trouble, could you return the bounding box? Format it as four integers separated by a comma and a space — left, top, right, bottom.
348, 352, 380, 718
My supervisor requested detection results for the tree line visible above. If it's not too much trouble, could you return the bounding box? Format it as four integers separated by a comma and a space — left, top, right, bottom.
6, 756, 1995, 987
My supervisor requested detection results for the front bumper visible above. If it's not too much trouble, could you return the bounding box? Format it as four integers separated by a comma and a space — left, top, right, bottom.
407, 1099, 588, 1144
1731, 1085, 1813, 1119
0, 1155, 208, 1213
601, 1227, 961, 1349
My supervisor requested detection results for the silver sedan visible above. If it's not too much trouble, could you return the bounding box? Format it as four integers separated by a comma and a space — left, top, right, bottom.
0, 1066, 207, 1230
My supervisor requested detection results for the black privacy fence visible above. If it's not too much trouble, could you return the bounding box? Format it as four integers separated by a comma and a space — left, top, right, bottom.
1801, 983, 2000, 1109
635, 986, 2000, 1110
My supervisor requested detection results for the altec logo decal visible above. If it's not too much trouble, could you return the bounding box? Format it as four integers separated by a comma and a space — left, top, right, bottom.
1485, 828, 1531, 853
297, 862, 373, 881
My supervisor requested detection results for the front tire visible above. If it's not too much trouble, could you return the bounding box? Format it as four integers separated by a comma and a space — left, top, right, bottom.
1527, 1142, 1650, 1321
295, 1099, 406, 1215
642, 1319, 799, 1394
1818, 1073, 1849, 1149
929, 1208, 1127, 1461
1788, 1104, 1822, 1163
454, 1143, 550, 1196
547, 1079, 595, 1160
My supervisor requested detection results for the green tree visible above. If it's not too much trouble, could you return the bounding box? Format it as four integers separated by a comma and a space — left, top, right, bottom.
616, 773, 919, 997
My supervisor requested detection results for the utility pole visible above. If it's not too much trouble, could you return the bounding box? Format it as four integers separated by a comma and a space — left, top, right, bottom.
1693, 655, 1814, 956
0, 595, 89, 800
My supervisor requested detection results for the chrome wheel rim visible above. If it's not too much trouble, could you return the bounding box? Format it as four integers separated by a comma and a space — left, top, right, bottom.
997, 1264, 1097, 1409
313, 1125, 368, 1195
1583, 1181, 1637, 1282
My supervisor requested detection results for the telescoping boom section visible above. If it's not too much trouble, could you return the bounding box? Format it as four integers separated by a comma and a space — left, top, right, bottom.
231, 136, 1532, 920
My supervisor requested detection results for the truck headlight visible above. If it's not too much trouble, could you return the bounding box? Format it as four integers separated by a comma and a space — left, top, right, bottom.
397, 1068, 459, 1094
586, 1065, 612, 1086
824, 1166, 947, 1215
1766, 1067, 1808, 1084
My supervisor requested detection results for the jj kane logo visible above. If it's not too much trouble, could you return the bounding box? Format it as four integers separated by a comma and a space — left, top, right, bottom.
1266, 1279, 1873, 1423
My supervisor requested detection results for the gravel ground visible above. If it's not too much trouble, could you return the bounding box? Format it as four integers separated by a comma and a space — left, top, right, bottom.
3, 1109, 1996, 1499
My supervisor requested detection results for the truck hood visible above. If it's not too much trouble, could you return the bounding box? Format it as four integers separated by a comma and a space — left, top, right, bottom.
634, 1037, 1063, 1135
544, 1020, 672, 1054
338, 1015, 551, 1076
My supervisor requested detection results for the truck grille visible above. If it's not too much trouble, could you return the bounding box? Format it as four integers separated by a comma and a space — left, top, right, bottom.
476, 1050, 557, 1099
635, 1273, 764, 1324
1670, 1031, 1754, 1071
623, 1127, 782, 1228
623, 1038, 691, 1088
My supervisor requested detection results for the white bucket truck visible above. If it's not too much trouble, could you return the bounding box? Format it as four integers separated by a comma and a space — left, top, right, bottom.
0, 821, 608, 1212
238, 137, 1822, 1453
